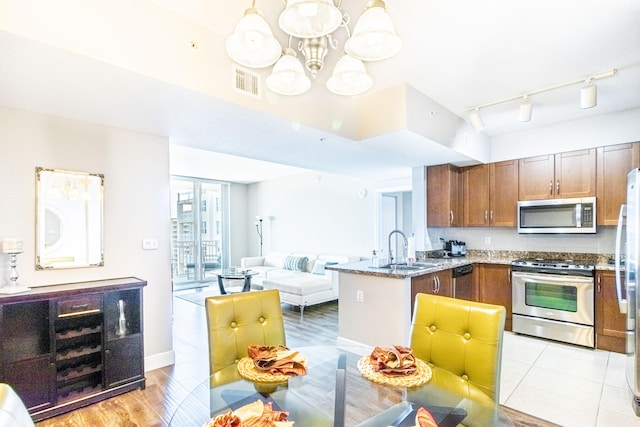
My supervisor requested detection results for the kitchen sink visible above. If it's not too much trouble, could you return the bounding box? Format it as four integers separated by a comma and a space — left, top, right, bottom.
412, 262, 440, 268
377, 264, 435, 271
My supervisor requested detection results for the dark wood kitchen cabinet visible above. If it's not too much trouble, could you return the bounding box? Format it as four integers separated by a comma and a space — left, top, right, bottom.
427, 164, 463, 227
463, 160, 518, 227
595, 270, 626, 353
518, 148, 596, 200
474, 263, 512, 331
411, 270, 453, 315
597, 142, 640, 226
0, 277, 145, 422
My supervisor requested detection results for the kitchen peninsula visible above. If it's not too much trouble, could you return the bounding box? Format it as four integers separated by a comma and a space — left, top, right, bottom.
327, 259, 471, 348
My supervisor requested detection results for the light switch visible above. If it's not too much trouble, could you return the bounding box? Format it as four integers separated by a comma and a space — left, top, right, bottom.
142, 239, 159, 250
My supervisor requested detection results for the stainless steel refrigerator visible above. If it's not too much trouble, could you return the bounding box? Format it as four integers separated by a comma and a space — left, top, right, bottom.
616, 167, 640, 415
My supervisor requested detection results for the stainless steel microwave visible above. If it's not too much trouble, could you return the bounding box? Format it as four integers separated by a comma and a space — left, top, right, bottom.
517, 197, 596, 234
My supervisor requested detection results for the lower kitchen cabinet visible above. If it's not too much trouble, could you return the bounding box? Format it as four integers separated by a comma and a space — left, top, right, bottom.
0, 277, 146, 422
474, 263, 512, 331
595, 270, 626, 353
411, 270, 453, 316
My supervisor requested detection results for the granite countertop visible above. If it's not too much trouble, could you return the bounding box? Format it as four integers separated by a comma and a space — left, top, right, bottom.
326, 259, 472, 279
326, 250, 617, 278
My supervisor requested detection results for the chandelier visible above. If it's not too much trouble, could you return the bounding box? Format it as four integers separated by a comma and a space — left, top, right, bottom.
225, 0, 401, 96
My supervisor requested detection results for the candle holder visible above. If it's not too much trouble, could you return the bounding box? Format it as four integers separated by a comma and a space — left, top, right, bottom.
0, 250, 30, 294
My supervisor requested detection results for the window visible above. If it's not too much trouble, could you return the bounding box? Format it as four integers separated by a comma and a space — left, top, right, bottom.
170, 177, 230, 287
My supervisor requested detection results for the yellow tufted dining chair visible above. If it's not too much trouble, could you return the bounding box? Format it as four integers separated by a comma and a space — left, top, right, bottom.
205, 289, 286, 384
410, 293, 506, 403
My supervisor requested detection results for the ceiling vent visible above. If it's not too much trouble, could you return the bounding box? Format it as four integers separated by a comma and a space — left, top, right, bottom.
233, 65, 261, 99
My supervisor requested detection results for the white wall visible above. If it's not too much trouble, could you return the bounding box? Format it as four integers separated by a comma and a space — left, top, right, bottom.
247, 172, 376, 258
0, 106, 174, 370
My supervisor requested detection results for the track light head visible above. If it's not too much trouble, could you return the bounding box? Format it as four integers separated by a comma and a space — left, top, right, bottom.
581, 80, 597, 109
469, 109, 485, 132
519, 96, 533, 122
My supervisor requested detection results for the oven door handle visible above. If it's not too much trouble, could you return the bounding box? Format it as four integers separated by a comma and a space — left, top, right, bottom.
511, 271, 594, 285
615, 204, 628, 314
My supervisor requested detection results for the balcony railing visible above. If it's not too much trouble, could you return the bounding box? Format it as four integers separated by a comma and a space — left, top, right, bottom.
171, 240, 221, 279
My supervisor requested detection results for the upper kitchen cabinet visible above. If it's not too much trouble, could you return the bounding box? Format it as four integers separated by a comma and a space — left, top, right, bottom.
463, 160, 518, 227
427, 164, 463, 227
518, 149, 596, 200
597, 142, 640, 226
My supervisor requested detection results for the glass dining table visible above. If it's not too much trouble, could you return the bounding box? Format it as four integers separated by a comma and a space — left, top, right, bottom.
168, 345, 515, 427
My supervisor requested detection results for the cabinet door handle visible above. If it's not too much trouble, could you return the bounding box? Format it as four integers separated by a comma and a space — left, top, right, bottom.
597, 275, 601, 293
484, 210, 488, 222
556, 180, 560, 194
433, 276, 438, 294
549, 181, 553, 195
490, 211, 494, 221
449, 211, 454, 224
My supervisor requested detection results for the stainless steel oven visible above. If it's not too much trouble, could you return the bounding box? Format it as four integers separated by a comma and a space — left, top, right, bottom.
511, 259, 595, 348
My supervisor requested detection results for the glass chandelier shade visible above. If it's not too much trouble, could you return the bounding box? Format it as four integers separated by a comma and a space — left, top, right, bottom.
279, 0, 343, 38
226, 9, 282, 68
326, 54, 373, 96
266, 48, 312, 95
345, 5, 401, 61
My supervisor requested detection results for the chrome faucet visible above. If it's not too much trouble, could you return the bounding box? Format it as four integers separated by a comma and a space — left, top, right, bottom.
388, 229, 408, 266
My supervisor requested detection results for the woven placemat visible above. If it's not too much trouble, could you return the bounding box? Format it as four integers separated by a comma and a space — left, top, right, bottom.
237, 357, 296, 383
357, 356, 432, 387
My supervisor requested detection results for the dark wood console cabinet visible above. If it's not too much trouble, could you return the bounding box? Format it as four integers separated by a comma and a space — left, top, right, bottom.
0, 277, 146, 422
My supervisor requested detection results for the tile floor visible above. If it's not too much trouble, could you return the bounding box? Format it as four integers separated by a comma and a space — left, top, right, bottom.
500, 332, 640, 426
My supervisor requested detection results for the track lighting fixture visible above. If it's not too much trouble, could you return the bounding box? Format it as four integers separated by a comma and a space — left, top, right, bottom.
519, 96, 532, 122
466, 68, 616, 132
580, 80, 597, 109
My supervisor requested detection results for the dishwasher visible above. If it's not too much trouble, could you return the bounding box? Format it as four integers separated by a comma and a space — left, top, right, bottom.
452, 264, 473, 300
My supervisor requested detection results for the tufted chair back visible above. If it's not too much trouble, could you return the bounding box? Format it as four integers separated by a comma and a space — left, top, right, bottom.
205, 290, 286, 382
0, 383, 35, 426
410, 293, 506, 402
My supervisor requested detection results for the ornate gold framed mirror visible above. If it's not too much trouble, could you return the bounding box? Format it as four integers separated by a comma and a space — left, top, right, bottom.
36, 167, 104, 269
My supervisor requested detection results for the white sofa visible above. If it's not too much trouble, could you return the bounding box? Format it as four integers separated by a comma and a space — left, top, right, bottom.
240, 252, 359, 315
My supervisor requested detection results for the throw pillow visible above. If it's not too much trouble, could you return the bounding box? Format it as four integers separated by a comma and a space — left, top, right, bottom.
313, 261, 338, 275
311, 261, 326, 275
283, 256, 308, 272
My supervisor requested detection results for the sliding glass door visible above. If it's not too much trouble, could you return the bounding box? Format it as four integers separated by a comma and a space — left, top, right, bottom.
170, 176, 229, 288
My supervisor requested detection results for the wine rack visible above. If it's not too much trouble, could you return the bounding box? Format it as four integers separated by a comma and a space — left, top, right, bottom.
54, 310, 104, 403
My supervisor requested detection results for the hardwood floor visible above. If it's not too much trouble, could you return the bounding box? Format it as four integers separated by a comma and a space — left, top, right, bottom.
35, 290, 557, 426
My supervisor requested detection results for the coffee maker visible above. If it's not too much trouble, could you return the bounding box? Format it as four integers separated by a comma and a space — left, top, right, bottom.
445, 240, 467, 257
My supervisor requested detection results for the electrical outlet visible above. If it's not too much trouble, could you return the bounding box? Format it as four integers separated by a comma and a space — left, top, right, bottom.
356, 290, 364, 303
484, 236, 491, 245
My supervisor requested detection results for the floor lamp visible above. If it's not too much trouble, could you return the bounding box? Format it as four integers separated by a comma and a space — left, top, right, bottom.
255, 217, 263, 256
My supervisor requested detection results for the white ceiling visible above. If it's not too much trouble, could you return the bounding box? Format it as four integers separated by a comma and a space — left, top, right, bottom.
1, 0, 639, 182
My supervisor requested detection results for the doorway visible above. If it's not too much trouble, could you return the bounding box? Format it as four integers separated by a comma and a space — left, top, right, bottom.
377, 190, 412, 262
